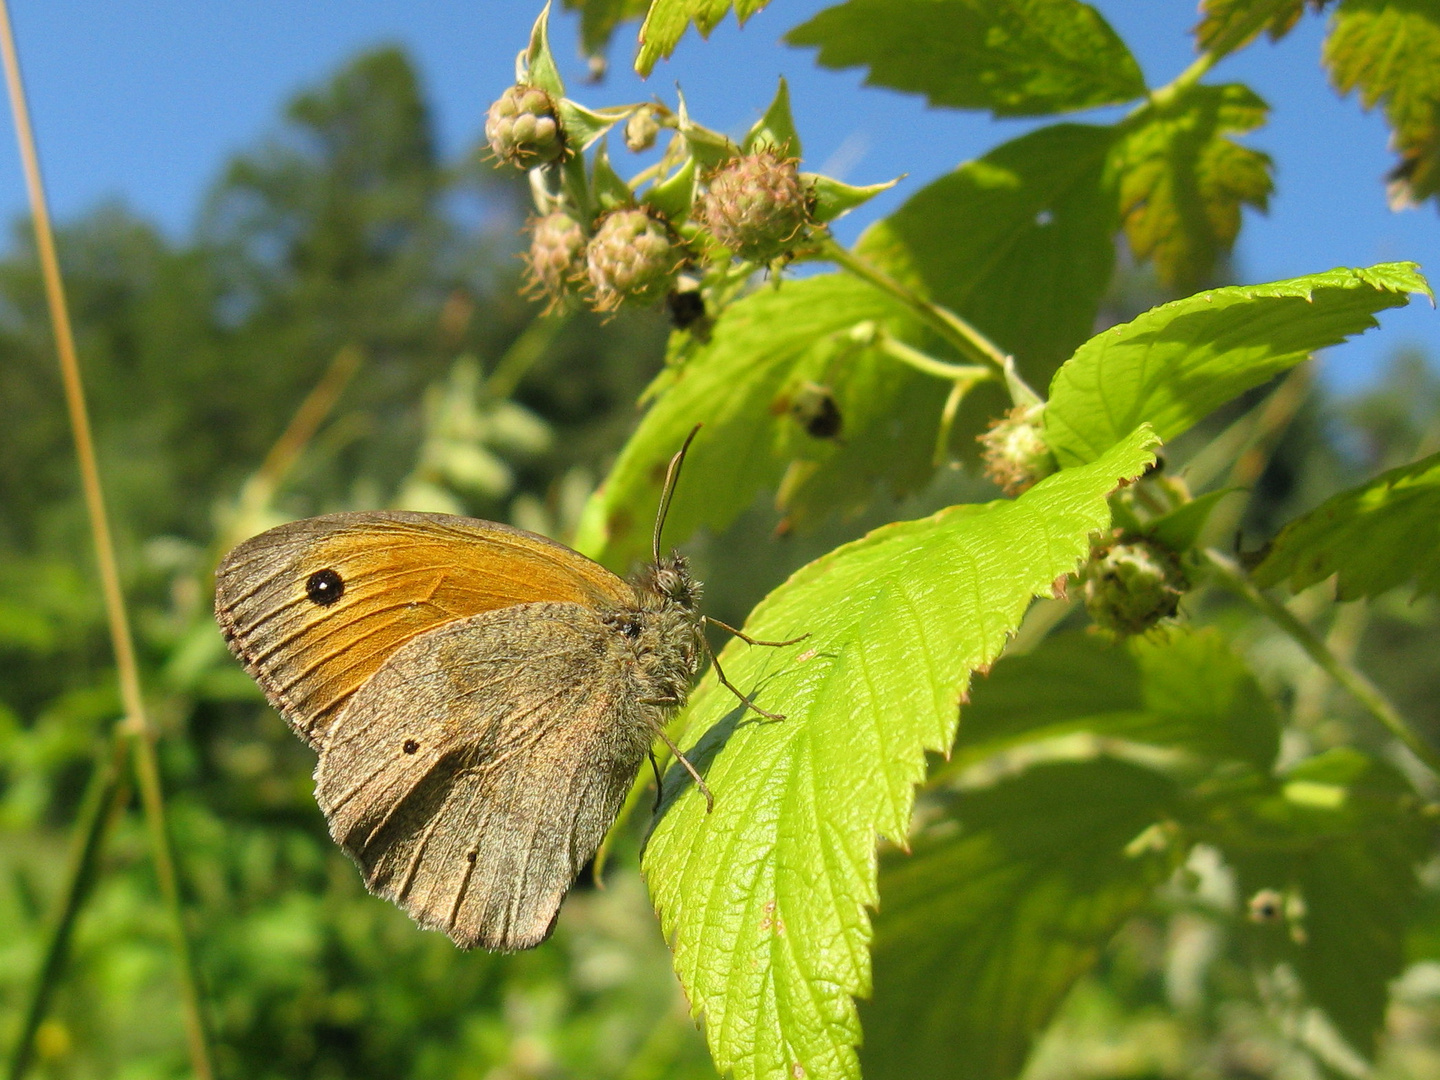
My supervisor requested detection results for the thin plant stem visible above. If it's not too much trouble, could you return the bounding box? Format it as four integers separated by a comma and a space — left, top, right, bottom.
231, 345, 362, 530
817, 236, 1011, 376
1203, 548, 1440, 776
0, 5, 215, 1077
7, 735, 132, 1080
871, 329, 992, 383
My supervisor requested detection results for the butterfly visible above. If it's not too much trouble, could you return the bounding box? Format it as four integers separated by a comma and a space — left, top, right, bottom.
214, 430, 799, 951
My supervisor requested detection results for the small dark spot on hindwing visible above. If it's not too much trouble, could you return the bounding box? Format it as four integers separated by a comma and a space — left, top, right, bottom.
402, 739, 420, 755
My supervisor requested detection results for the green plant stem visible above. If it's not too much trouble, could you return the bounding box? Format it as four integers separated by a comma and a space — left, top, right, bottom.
1144, 51, 1219, 112
7, 734, 131, 1080
818, 236, 1011, 376
872, 330, 993, 384
0, 5, 215, 1076
1203, 548, 1440, 776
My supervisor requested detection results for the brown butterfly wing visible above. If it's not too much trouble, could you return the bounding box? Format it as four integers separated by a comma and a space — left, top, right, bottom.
313, 601, 656, 951
214, 511, 634, 747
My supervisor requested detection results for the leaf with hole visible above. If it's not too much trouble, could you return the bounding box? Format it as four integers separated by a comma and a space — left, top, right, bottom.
856, 122, 1120, 388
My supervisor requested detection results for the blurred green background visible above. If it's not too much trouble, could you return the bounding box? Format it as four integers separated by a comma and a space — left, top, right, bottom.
0, 40, 1438, 1080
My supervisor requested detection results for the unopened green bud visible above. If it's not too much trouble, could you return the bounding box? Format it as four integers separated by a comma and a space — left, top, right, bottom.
486, 85, 564, 168
585, 209, 682, 310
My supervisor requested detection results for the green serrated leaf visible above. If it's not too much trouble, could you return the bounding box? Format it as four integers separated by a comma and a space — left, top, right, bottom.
556, 98, 622, 153
642, 155, 698, 220
1253, 448, 1440, 599
1045, 263, 1430, 466
643, 426, 1159, 1080
1144, 486, 1244, 551
524, 3, 566, 98
787, 0, 1145, 116
591, 141, 636, 211
744, 77, 801, 157
1109, 83, 1274, 291
805, 173, 899, 224
862, 759, 1183, 1080
857, 123, 1120, 387
563, 0, 651, 57
572, 274, 947, 571
1194, 0, 1328, 58
948, 627, 1279, 772
1325, 0, 1440, 207
637, 0, 775, 75
1214, 748, 1435, 1056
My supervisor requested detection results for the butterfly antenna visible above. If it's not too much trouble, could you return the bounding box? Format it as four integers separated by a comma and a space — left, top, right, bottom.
653, 424, 702, 564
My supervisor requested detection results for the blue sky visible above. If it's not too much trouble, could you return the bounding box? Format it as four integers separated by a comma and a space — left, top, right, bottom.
1, 0, 1435, 390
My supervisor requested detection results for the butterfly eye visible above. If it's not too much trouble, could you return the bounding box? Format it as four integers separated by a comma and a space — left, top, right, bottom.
402, 739, 420, 755
305, 568, 345, 606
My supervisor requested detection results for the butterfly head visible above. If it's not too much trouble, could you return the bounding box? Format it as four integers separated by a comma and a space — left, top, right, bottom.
636, 552, 701, 613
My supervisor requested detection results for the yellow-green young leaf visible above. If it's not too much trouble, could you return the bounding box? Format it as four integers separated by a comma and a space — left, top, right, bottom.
861, 759, 1183, 1080
572, 274, 947, 572
563, 0, 651, 57
1216, 749, 1435, 1057
1109, 83, 1273, 291
857, 123, 1120, 387
1045, 263, 1431, 466
946, 628, 1279, 772
786, 0, 1144, 116
636, 0, 774, 74
1325, 0, 1440, 207
1253, 448, 1440, 599
1194, 0, 1330, 58
643, 426, 1159, 1080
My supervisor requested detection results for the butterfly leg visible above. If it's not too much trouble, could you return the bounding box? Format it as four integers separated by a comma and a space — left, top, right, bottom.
652, 728, 714, 813
704, 638, 786, 722
704, 615, 808, 648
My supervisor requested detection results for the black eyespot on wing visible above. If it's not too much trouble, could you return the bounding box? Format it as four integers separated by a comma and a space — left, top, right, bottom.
402, 739, 419, 755
305, 568, 345, 606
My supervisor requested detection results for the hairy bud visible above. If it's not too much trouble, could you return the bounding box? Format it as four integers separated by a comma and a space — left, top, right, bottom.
1082, 537, 1188, 637
979, 404, 1057, 495
486, 85, 564, 168
523, 212, 588, 310
698, 148, 812, 262
585, 209, 682, 310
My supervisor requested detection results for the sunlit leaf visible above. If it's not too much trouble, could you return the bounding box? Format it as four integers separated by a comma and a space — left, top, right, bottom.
857, 123, 1120, 387
1194, 0, 1330, 58
787, 0, 1145, 116
572, 274, 946, 571
1254, 448, 1440, 599
1045, 263, 1430, 466
862, 759, 1183, 1080
1325, 0, 1440, 208
1109, 83, 1273, 291
644, 427, 1159, 1080
636, 0, 775, 75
